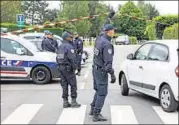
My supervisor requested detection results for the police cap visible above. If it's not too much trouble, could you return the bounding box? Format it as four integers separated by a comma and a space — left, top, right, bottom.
103, 24, 116, 31
44, 30, 52, 35
62, 31, 73, 40
73, 32, 78, 35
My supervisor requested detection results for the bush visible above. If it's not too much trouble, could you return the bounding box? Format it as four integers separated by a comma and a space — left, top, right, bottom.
163, 23, 178, 39
144, 22, 157, 40
1, 23, 31, 32
129, 36, 137, 44
153, 15, 178, 39
1, 23, 64, 36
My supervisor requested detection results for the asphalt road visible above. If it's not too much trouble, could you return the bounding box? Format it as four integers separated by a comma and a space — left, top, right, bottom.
1, 45, 178, 124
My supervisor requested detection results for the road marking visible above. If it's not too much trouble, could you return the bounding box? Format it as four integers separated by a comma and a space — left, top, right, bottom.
56, 105, 86, 124
84, 71, 89, 79
153, 106, 178, 124
110, 105, 138, 124
1, 104, 43, 124
78, 82, 86, 89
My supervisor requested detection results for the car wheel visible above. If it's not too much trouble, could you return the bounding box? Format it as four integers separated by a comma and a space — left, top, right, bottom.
120, 73, 129, 96
31, 66, 51, 84
160, 85, 178, 112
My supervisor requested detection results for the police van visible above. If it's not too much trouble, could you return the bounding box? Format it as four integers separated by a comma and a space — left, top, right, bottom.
0, 33, 60, 84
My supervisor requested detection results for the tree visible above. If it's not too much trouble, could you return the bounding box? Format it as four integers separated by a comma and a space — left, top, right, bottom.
144, 22, 156, 40
58, 1, 91, 36
88, 1, 108, 37
137, 1, 160, 20
113, 1, 147, 40
21, 0, 49, 25
1, 1, 22, 23
43, 9, 59, 22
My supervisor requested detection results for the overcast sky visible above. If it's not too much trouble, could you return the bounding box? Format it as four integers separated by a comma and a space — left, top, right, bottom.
47, 1, 178, 15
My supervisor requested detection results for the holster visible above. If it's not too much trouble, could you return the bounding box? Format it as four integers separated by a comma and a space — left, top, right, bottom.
66, 65, 72, 72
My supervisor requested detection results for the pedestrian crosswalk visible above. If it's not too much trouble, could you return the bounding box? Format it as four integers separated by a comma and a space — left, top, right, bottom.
1, 103, 178, 124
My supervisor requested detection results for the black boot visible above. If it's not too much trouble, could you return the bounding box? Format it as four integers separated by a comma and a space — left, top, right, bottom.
77, 71, 81, 76
93, 114, 107, 122
71, 98, 81, 108
63, 99, 71, 108
89, 107, 94, 116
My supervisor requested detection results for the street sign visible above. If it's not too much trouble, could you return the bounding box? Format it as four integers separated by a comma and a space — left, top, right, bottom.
17, 14, 24, 28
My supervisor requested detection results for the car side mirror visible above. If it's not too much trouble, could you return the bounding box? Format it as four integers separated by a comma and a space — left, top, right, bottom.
16, 48, 25, 55
127, 53, 134, 60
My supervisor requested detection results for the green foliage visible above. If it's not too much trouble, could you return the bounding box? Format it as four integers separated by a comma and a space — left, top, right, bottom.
163, 23, 178, 39
1, 23, 63, 36
38, 28, 64, 36
129, 36, 137, 44
153, 15, 178, 39
137, 1, 159, 20
144, 22, 156, 40
113, 1, 146, 40
1, 23, 30, 32
21, 1, 49, 25
120, 1, 143, 17
88, 1, 108, 37
58, 1, 91, 36
1, 1, 22, 23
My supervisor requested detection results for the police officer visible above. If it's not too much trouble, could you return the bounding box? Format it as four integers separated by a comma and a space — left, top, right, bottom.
73, 32, 83, 76
90, 24, 116, 122
56, 31, 81, 108
41, 30, 58, 53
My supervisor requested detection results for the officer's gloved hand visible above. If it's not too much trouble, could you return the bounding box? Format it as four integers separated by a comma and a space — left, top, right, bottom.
110, 74, 116, 84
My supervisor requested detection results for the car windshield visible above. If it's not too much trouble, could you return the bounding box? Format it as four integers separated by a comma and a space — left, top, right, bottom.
117, 36, 126, 41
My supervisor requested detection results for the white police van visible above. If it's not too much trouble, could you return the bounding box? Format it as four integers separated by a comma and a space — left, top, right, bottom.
0, 33, 60, 84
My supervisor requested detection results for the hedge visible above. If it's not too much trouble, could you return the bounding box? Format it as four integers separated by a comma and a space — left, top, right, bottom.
153, 15, 178, 39
1, 23, 64, 36
129, 36, 137, 44
163, 23, 178, 39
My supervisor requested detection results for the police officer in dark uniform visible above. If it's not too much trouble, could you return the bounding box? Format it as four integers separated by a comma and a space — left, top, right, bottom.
90, 24, 116, 122
56, 31, 81, 108
73, 32, 83, 76
41, 30, 58, 53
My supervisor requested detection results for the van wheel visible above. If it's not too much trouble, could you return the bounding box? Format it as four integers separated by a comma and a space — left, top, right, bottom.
160, 85, 178, 112
120, 73, 129, 96
31, 66, 51, 84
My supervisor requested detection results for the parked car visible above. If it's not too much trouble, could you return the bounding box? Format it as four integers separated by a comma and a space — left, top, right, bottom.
0, 33, 60, 84
118, 40, 178, 112
115, 35, 129, 45
19, 32, 89, 64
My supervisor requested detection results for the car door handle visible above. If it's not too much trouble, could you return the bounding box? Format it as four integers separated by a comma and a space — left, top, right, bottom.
139, 66, 143, 69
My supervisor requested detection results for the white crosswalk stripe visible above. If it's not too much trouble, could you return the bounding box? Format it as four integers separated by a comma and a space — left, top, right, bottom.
56, 105, 87, 124
1, 104, 178, 124
78, 82, 86, 90
1, 104, 43, 124
152, 106, 178, 124
110, 105, 138, 124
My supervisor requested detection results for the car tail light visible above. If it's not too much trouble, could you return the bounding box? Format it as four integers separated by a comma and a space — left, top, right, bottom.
175, 66, 179, 77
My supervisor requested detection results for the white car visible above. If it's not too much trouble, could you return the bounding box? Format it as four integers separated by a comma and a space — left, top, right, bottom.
118, 40, 178, 112
0, 33, 60, 84
115, 35, 129, 45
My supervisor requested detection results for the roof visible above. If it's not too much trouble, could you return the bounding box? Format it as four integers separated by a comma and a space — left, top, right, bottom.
146, 40, 178, 48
